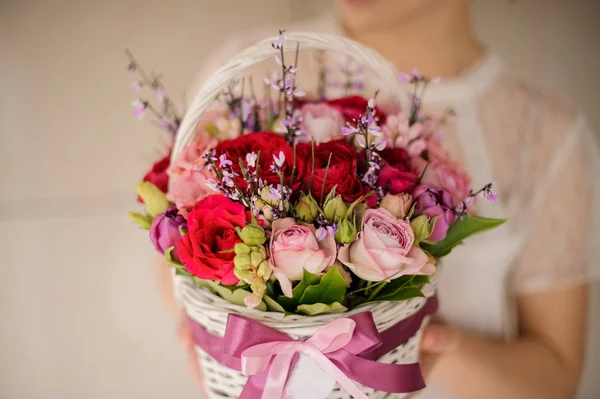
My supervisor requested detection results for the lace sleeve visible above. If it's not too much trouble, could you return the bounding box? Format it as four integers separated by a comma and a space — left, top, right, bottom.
511, 115, 600, 295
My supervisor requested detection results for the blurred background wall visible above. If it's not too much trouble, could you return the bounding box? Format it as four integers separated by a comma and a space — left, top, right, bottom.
0, 0, 598, 398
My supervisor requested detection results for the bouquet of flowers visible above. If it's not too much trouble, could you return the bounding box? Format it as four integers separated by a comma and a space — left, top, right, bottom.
128, 32, 504, 399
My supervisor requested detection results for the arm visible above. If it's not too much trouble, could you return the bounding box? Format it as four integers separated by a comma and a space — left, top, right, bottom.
425, 284, 587, 399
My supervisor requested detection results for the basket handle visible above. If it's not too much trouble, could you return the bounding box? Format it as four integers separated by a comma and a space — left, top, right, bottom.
172, 32, 402, 158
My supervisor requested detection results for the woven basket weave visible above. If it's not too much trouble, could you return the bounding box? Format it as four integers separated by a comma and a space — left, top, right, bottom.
172, 32, 435, 399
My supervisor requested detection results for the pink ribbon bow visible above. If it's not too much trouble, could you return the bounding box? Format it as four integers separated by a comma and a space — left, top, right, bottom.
189, 296, 438, 399
241, 318, 367, 399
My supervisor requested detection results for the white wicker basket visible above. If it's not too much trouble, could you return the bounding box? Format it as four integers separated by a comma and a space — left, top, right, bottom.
172, 32, 436, 399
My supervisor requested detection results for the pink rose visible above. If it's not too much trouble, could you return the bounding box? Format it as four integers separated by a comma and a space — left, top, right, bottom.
338, 208, 435, 281
411, 137, 470, 206
300, 103, 344, 144
167, 133, 218, 210
270, 218, 337, 297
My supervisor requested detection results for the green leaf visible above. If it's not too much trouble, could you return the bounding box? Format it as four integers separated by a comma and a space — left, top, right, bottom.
128, 211, 154, 230
367, 275, 429, 302
324, 185, 337, 206
194, 279, 267, 311
263, 296, 286, 313
298, 266, 348, 305
164, 247, 191, 276
421, 215, 507, 258
343, 191, 374, 219
297, 302, 348, 315
277, 270, 321, 311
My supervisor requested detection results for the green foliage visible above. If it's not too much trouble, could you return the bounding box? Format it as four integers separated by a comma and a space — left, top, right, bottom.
365, 275, 429, 302
277, 270, 321, 311
421, 215, 506, 257
194, 278, 267, 311
298, 266, 348, 305
128, 212, 153, 230
263, 295, 286, 313
297, 302, 347, 315
164, 247, 190, 276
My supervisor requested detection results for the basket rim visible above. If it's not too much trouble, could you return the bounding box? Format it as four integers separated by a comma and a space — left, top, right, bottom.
177, 274, 432, 325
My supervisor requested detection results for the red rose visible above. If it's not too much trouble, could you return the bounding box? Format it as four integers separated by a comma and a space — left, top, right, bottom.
297, 139, 367, 202
138, 153, 170, 203
176, 195, 250, 285
215, 132, 303, 190
327, 95, 387, 125
377, 148, 419, 195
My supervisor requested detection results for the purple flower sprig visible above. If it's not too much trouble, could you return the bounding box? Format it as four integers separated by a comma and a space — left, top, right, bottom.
328, 58, 365, 95
398, 68, 440, 126
220, 79, 263, 133
203, 151, 252, 207
455, 182, 500, 219
267, 30, 305, 144
341, 93, 385, 187
125, 49, 181, 136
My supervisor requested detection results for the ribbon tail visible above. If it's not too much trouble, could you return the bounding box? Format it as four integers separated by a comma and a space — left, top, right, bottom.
307, 347, 368, 399
240, 352, 296, 399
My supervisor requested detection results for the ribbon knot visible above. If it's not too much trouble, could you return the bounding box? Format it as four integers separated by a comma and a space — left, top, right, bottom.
240, 318, 367, 399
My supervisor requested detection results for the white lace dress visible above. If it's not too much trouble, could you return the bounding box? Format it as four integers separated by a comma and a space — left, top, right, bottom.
183, 15, 600, 399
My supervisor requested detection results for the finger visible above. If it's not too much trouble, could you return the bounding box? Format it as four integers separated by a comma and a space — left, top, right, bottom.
421, 323, 458, 353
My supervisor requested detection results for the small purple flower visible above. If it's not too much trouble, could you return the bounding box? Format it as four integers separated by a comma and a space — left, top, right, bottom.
410, 68, 424, 81
374, 140, 387, 151
368, 97, 377, 109
398, 72, 411, 83
246, 152, 257, 168
149, 207, 187, 255
132, 100, 147, 119
341, 122, 359, 136
127, 61, 136, 72
276, 30, 285, 48
219, 154, 233, 168
266, 185, 282, 202
205, 179, 220, 192
316, 226, 327, 241
273, 151, 285, 168
482, 181, 499, 204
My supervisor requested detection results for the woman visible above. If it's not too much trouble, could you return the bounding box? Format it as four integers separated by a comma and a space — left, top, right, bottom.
169, 1, 600, 397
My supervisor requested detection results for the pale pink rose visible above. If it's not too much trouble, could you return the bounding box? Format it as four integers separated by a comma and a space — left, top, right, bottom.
270, 218, 337, 297
167, 169, 214, 211
167, 133, 218, 209
411, 137, 470, 206
300, 103, 344, 144
338, 208, 435, 282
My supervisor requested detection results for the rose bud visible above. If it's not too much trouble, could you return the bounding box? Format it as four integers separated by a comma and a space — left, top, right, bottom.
410, 215, 433, 244
135, 181, 170, 217
236, 224, 267, 246
294, 194, 320, 222
380, 193, 413, 219
335, 218, 358, 244
323, 195, 348, 223
149, 206, 187, 255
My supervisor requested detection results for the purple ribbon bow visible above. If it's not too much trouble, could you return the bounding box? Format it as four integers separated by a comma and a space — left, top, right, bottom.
189, 296, 438, 398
